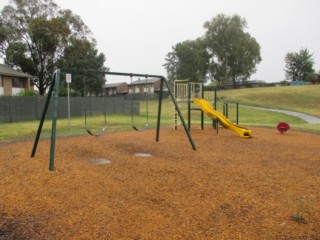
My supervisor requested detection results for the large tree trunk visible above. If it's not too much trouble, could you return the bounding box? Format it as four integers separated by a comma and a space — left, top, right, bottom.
38, 79, 46, 95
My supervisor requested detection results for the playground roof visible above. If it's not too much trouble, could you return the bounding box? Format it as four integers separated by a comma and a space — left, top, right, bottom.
102, 82, 127, 88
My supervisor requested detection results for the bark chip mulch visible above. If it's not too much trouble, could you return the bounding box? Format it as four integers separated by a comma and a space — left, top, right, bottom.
0, 127, 320, 239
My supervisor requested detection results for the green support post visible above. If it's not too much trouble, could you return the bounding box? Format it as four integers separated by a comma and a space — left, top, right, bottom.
49, 69, 61, 171
201, 81, 204, 130
31, 72, 56, 158
188, 81, 191, 131
236, 102, 239, 125
156, 78, 163, 142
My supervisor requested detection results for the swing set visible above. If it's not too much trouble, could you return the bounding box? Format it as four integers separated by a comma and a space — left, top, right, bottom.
83, 74, 149, 136
31, 69, 197, 171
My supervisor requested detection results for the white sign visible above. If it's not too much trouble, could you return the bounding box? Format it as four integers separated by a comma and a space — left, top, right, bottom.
66, 73, 72, 83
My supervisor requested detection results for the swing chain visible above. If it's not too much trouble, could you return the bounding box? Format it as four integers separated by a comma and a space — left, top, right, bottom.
83, 76, 107, 137
131, 74, 149, 131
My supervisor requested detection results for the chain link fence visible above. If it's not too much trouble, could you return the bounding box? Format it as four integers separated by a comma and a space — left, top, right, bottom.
0, 96, 140, 123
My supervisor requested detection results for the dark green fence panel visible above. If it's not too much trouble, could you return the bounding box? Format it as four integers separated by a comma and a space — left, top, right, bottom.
0, 96, 11, 122
0, 96, 139, 123
11, 97, 38, 121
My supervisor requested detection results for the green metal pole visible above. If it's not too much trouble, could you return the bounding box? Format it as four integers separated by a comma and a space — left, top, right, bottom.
156, 78, 163, 142
236, 102, 239, 125
226, 102, 229, 118
212, 88, 217, 129
49, 69, 61, 171
163, 78, 197, 150
188, 81, 191, 131
174, 81, 178, 131
31, 73, 56, 157
104, 96, 107, 125
201, 82, 204, 130
214, 88, 217, 109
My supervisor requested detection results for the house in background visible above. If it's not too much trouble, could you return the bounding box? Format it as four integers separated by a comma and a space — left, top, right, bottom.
310, 74, 320, 84
0, 64, 31, 96
103, 78, 163, 96
129, 78, 161, 94
103, 82, 128, 96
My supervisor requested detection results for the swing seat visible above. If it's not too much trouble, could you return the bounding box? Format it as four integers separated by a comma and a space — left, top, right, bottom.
132, 123, 149, 132
86, 127, 106, 137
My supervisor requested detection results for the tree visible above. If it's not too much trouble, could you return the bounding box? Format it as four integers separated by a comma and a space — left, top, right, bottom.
0, 0, 104, 95
284, 48, 315, 82
59, 38, 108, 96
163, 39, 210, 84
203, 14, 261, 87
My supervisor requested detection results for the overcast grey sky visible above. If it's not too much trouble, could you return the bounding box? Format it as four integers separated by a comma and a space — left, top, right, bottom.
1, 0, 320, 82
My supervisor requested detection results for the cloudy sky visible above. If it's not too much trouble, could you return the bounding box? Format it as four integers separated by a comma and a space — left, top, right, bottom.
1, 0, 320, 82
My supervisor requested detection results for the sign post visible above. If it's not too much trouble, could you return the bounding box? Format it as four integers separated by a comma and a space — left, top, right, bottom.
66, 73, 72, 130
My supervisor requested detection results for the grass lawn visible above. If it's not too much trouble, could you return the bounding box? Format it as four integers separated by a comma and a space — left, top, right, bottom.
217, 84, 320, 117
1, 84, 319, 141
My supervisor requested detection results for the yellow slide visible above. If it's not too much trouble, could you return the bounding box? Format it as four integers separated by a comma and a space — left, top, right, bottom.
193, 98, 252, 138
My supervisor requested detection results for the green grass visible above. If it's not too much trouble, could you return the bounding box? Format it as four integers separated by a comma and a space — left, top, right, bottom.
0, 85, 319, 141
0, 100, 173, 141
217, 85, 320, 117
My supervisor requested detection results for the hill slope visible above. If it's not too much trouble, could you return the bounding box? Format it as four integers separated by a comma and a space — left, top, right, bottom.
218, 85, 320, 117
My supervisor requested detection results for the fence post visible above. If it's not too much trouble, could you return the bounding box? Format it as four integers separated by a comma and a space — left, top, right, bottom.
35, 95, 38, 120
236, 102, 239, 125
89, 96, 92, 116
49, 69, 61, 171
226, 102, 229, 118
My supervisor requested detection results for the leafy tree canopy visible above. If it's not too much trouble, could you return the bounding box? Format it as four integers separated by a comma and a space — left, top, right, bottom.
164, 38, 210, 84
284, 48, 315, 82
204, 14, 261, 87
164, 13, 261, 88
59, 38, 108, 96
0, 0, 107, 95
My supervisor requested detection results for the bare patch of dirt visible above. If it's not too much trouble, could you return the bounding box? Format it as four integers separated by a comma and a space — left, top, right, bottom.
0, 127, 320, 239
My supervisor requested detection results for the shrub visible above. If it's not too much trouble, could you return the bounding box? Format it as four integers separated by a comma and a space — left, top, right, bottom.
16, 89, 37, 96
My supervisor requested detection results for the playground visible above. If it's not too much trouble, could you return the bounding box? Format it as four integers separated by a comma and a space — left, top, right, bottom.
1, 126, 320, 239
1, 70, 319, 239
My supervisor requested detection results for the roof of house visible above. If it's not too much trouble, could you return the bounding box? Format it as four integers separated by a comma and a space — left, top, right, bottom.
0, 64, 30, 78
103, 82, 127, 88
117, 90, 128, 94
130, 78, 160, 85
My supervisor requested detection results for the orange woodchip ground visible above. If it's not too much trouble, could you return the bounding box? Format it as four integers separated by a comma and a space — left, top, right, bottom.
0, 127, 320, 239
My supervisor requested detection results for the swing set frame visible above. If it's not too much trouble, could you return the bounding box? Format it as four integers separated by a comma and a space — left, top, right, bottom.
31, 69, 197, 171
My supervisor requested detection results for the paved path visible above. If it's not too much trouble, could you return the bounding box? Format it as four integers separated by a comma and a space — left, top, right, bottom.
240, 105, 320, 124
